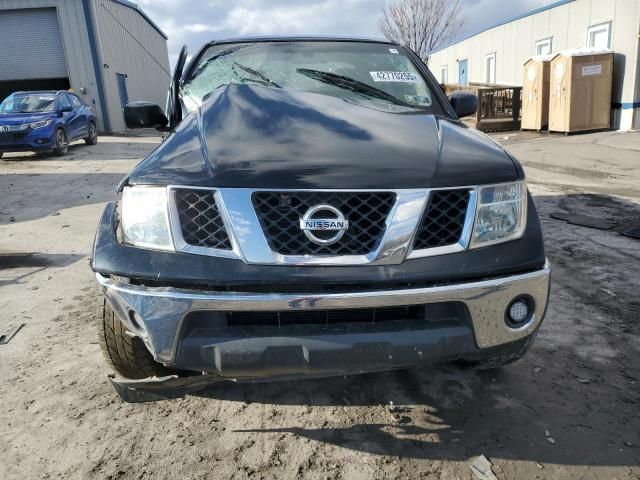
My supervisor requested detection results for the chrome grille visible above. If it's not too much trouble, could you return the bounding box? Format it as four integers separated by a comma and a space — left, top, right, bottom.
413, 189, 470, 250
252, 191, 396, 255
174, 189, 232, 250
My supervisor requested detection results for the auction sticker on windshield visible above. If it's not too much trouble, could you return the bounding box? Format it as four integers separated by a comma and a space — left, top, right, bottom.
370, 71, 418, 83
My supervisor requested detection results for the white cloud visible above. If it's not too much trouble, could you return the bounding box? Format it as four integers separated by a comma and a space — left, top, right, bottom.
184, 23, 217, 33
134, 0, 555, 68
219, 1, 378, 36
223, 7, 304, 35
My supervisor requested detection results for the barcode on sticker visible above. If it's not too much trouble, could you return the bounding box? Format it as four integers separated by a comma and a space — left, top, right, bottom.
370, 71, 418, 83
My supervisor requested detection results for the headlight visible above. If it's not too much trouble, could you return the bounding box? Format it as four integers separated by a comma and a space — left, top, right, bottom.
470, 181, 527, 248
28, 119, 53, 129
121, 186, 174, 251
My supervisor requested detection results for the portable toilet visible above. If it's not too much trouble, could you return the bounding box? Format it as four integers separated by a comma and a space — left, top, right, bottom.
549, 48, 614, 133
522, 55, 553, 131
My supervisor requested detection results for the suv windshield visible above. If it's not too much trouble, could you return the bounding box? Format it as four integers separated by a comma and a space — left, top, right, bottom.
0, 94, 57, 114
182, 41, 442, 114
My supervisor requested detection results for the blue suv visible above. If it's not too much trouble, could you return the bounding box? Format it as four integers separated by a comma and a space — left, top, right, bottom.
0, 90, 97, 158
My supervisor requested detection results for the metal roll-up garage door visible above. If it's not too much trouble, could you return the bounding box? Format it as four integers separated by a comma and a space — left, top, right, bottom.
0, 8, 68, 81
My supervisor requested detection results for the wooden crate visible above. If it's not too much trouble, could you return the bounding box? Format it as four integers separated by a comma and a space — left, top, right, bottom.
443, 83, 522, 132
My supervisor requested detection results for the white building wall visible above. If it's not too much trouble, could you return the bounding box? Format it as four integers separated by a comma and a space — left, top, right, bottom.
429, 0, 640, 130
92, 0, 171, 132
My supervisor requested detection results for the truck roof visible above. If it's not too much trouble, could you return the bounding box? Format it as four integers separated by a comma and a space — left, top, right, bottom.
206, 35, 394, 45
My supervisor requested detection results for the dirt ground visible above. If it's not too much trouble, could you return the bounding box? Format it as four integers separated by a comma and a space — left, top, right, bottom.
1, 130, 639, 480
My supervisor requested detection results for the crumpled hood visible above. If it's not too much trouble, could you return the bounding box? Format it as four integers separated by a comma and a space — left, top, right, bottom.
128, 84, 519, 189
0, 112, 53, 125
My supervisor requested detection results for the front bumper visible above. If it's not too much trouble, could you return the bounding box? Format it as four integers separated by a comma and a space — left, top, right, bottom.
0, 126, 55, 152
97, 263, 550, 379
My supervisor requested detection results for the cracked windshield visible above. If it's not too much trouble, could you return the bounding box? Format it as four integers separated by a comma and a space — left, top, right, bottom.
182, 41, 439, 113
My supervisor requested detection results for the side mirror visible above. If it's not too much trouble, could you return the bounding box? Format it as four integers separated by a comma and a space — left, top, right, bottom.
449, 91, 478, 118
60, 104, 73, 113
124, 101, 168, 130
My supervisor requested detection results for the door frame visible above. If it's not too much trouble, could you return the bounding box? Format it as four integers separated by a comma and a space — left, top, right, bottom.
116, 73, 129, 110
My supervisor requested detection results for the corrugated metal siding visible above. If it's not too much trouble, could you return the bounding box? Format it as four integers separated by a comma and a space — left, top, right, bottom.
429, 0, 639, 104
0, 8, 67, 81
0, 0, 105, 129
92, 0, 171, 132
429, 0, 640, 129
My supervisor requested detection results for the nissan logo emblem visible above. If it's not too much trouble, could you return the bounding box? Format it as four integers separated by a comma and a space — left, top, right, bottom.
299, 204, 349, 245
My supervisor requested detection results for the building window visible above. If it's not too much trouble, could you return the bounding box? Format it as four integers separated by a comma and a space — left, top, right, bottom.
536, 37, 553, 56
587, 21, 612, 49
485, 53, 496, 84
458, 59, 468, 85
440, 66, 448, 84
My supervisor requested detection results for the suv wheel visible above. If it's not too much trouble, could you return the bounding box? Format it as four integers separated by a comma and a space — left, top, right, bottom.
98, 299, 168, 379
85, 122, 98, 145
53, 129, 69, 156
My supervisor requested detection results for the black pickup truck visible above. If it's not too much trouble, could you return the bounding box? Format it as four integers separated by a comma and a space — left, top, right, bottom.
91, 37, 549, 400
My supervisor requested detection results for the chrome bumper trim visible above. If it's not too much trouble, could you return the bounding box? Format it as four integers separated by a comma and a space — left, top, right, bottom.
97, 262, 550, 364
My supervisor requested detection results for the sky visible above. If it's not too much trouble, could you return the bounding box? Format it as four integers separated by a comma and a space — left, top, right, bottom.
136, 0, 557, 67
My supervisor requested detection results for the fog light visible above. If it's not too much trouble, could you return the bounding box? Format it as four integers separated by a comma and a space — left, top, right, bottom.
506, 297, 532, 327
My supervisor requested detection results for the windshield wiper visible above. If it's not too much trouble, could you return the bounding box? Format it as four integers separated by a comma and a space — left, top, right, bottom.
232, 62, 281, 89
296, 68, 422, 109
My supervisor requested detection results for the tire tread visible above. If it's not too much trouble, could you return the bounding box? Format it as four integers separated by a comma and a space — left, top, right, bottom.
84, 122, 98, 145
98, 298, 167, 379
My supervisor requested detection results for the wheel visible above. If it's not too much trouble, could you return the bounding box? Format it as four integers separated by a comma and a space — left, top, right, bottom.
98, 298, 168, 379
53, 128, 69, 156
457, 334, 536, 370
84, 122, 98, 145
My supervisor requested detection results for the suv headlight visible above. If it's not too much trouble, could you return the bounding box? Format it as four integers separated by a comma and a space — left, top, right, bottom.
121, 186, 174, 251
28, 119, 53, 129
470, 181, 527, 248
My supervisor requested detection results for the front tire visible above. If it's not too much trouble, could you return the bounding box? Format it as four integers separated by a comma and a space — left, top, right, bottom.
84, 122, 98, 145
53, 128, 68, 156
98, 299, 168, 379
